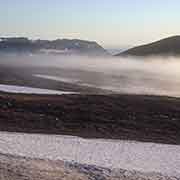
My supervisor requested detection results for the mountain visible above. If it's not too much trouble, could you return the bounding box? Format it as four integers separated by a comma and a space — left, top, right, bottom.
0, 37, 108, 56
107, 48, 126, 55
116, 36, 180, 57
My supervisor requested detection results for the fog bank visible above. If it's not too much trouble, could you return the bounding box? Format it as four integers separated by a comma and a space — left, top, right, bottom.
0, 53, 180, 97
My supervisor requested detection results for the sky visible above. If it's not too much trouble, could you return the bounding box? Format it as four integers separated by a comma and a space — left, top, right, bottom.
0, 0, 180, 48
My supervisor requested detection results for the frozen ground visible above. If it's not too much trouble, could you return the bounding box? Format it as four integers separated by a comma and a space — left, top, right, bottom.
0, 131, 179, 177
0, 84, 75, 95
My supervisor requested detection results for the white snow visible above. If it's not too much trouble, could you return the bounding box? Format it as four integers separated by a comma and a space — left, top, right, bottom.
35, 74, 79, 84
39, 49, 73, 54
0, 131, 179, 177
0, 84, 75, 95
35, 74, 100, 89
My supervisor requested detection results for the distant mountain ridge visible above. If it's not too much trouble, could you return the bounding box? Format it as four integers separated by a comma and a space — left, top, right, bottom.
0, 37, 108, 56
116, 36, 180, 56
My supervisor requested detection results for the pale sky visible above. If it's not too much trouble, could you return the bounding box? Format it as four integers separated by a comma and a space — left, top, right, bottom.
0, 0, 180, 48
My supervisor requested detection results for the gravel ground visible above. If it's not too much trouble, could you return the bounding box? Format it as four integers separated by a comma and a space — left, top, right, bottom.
0, 153, 178, 180
0, 93, 180, 145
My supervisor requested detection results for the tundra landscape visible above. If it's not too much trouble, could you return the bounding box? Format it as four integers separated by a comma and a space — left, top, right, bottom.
1, 1, 180, 179
0, 43, 180, 179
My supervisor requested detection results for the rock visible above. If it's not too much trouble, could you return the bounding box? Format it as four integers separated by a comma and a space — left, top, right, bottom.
0, 153, 178, 180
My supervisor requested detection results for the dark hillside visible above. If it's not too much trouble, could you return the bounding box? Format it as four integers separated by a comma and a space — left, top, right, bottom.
116, 36, 180, 56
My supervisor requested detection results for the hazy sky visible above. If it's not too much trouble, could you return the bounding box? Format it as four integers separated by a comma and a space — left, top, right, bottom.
0, 0, 180, 48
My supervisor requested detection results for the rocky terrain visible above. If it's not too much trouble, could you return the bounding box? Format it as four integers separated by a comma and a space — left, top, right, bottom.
0, 153, 178, 180
0, 49, 180, 179
0, 92, 180, 145
0, 37, 108, 56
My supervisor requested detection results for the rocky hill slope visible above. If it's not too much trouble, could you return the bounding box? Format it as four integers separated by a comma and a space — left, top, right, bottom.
0, 37, 108, 56
116, 36, 180, 56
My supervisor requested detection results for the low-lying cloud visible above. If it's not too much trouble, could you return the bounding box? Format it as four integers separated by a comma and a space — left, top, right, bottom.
0, 53, 180, 97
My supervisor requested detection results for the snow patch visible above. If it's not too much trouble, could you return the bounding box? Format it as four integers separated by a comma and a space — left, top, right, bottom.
35, 74, 79, 84
0, 131, 179, 177
39, 49, 73, 54
0, 84, 75, 95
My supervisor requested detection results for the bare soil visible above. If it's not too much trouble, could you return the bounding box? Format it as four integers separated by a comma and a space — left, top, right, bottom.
0, 93, 180, 145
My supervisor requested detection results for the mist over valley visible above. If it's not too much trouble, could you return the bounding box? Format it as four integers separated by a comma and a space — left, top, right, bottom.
0, 52, 180, 97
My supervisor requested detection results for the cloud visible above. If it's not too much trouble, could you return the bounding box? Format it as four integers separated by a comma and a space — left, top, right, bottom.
1, 53, 180, 97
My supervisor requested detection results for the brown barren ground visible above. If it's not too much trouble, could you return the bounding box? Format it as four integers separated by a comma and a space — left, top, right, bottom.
0, 93, 180, 145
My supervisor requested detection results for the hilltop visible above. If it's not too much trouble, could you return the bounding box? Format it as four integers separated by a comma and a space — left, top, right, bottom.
116, 36, 180, 56
0, 37, 108, 56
